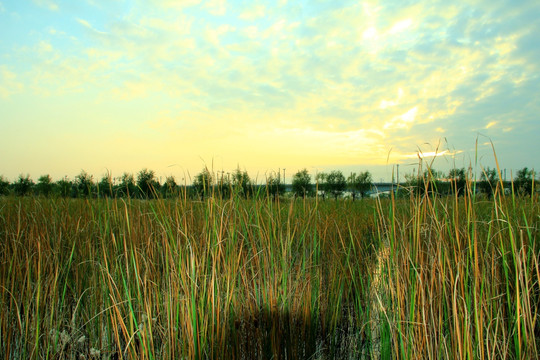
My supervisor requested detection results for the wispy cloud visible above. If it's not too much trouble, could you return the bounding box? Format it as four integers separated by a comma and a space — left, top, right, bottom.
384, 107, 419, 130
151, 0, 201, 10
32, 0, 58, 11
203, 0, 227, 16
77, 18, 106, 35
238, 4, 266, 20
400, 150, 462, 160
0, 66, 23, 98
389, 18, 413, 34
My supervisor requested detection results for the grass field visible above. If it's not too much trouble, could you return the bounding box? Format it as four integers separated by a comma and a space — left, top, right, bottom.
0, 181, 538, 359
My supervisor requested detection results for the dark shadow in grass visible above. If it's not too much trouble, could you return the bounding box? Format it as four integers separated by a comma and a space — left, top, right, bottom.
219, 305, 370, 359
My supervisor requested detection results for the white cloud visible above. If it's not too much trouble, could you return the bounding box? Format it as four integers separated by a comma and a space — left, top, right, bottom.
153, 0, 201, 9
140, 16, 192, 36
203, 0, 226, 16
32, 0, 58, 11
380, 99, 396, 109
401, 107, 418, 123
239, 4, 266, 20
76, 18, 107, 35
398, 149, 466, 160
363, 27, 378, 40
402, 150, 448, 159
38, 41, 53, 53
77, 18, 91, 28
361, 2, 383, 21
380, 88, 403, 109
243, 25, 259, 39
204, 24, 235, 46
0, 66, 23, 98
389, 18, 412, 34
112, 81, 150, 100
384, 107, 419, 130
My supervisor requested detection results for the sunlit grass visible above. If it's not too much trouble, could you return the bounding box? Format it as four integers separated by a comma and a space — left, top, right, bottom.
0, 175, 538, 359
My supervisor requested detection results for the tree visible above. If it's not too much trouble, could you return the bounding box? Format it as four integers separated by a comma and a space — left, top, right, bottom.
75, 171, 94, 198
36, 174, 53, 197
193, 168, 213, 200
326, 170, 347, 200
0, 175, 11, 196
514, 167, 535, 196
448, 168, 467, 196
55, 176, 72, 197
162, 176, 178, 198
403, 172, 420, 195
98, 173, 114, 198
232, 168, 251, 198
479, 167, 499, 198
405, 168, 445, 196
14, 174, 34, 196
422, 168, 447, 195
216, 172, 232, 199
117, 173, 136, 198
315, 172, 329, 199
292, 169, 312, 198
347, 171, 373, 200
266, 173, 285, 200
137, 168, 159, 198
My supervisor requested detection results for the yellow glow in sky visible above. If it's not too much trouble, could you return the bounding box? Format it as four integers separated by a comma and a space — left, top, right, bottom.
0, 0, 539, 182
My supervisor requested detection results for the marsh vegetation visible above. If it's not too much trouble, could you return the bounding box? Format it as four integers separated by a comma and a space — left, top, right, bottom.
0, 168, 538, 359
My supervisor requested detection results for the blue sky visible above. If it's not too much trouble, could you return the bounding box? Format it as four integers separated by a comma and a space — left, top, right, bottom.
1, 0, 539, 183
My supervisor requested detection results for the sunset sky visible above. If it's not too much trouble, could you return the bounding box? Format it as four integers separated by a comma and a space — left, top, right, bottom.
1, 0, 539, 183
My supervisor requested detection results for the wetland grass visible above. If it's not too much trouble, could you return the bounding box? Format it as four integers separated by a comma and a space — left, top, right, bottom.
0, 176, 538, 359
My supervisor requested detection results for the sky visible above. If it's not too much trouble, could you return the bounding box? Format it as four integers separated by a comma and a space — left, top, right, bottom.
1, 0, 539, 184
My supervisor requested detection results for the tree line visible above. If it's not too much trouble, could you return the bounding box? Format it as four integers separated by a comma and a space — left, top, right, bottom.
0, 168, 373, 200
0, 166, 535, 200
401, 166, 537, 198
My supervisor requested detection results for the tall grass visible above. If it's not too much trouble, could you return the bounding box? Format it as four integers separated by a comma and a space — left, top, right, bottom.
375, 170, 539, 359
0, 175, 538, 359
0, 195, 378, 359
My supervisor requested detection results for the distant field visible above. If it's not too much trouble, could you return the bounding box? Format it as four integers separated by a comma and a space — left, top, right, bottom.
0, 190, 538, 359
